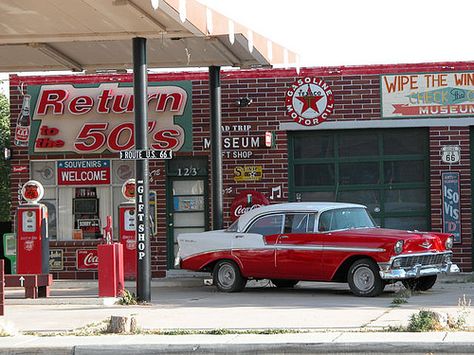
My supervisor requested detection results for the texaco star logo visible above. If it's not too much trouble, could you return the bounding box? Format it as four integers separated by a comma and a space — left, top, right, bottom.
285, 77, 335, 126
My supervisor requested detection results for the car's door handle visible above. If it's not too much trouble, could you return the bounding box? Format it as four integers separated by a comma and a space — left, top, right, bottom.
279, 235, 289, 239
235, 235, 244, 238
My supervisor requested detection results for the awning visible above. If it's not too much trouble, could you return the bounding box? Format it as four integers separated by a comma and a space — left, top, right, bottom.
0, 0, 297, 72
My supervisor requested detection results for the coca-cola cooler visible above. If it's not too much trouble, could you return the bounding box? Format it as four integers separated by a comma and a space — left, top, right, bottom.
119, 179, 136, 279
16, 181, 49, 274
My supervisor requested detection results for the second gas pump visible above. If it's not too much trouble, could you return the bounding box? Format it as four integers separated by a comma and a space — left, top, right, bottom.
119, 179, 137, 279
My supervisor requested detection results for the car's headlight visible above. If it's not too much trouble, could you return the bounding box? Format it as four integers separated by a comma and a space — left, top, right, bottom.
445, 236, 454, 250
394, 240, 404, 254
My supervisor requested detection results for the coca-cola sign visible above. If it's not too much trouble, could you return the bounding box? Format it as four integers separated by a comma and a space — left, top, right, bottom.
230, 190, 270, 222
76, 249, 99, 270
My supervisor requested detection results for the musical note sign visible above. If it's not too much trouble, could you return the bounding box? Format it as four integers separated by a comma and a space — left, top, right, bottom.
270, 186, 282, 200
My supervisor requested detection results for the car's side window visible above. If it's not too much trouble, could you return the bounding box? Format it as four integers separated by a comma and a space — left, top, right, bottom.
318, 210, 334, 232
247, 214, 284, 236
284, 213, 314, 233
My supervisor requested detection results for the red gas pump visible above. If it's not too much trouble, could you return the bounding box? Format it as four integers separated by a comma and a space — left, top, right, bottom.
119, 179, 136, 279
16, 180, 49, 274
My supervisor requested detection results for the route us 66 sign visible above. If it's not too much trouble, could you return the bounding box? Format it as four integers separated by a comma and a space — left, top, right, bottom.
441, 146, 460, 164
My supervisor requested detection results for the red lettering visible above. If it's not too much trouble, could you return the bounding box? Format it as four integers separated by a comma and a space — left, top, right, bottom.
152, 129, 180, 149
69, 96, 93, 114
74, 123, 108, 152
112, 94, 132, 114
108, 123, 134, 151
156, 93, 183, 112
97, 89, 113, 113
36, 89, 68, 115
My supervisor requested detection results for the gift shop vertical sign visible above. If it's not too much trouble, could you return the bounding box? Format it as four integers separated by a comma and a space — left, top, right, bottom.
442, 172, 461, 243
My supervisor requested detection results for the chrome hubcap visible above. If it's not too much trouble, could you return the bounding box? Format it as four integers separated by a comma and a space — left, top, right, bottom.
353, 266, 374, 291
218, 264, 235, 288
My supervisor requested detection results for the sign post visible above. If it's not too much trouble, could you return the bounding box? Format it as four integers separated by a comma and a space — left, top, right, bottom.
133, 37, 150, 303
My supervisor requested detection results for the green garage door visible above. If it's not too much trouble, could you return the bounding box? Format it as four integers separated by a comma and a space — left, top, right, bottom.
288, 128, 430, 231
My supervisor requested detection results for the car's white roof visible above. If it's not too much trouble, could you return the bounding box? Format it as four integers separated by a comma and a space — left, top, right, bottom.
236, 202, 366, 231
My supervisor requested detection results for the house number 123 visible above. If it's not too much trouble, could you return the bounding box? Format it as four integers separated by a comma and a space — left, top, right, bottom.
178, 167, 198, 176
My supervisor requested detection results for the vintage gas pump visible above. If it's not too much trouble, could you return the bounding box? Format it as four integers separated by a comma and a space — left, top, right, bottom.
16, 180, 49, 274
118, 179, 136, 279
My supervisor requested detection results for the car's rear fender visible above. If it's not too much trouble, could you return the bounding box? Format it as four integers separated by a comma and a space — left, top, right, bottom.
331, 255, 377, 282
182, 250, 244, 274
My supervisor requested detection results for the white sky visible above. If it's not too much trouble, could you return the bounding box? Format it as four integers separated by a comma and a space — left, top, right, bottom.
2, 0, 473, 96
200, 0, 474, 67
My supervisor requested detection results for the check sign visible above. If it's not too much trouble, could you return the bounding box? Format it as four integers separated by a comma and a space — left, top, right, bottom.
120, 150, 173, 160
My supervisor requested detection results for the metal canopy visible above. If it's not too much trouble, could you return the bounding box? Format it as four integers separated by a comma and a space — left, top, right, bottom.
0, 0, 297, 72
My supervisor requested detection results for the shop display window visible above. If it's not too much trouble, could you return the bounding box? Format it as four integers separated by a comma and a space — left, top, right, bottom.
30, 160, 136, 241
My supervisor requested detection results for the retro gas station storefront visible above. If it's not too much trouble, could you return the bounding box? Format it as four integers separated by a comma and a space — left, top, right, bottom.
9, 63, 474, 280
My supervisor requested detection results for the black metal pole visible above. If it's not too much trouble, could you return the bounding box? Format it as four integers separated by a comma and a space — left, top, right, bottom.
209, 66, 223, 229
133, 37, 151, 302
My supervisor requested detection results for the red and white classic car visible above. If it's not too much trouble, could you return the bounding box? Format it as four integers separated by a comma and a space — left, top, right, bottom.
176, 202, 460, 297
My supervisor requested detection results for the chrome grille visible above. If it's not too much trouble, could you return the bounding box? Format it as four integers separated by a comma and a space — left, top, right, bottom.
396, 253, 448, 268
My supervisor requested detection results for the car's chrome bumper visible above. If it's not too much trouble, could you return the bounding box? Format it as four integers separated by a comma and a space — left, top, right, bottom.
174, 255, 181, 269
379, 262, 460, 280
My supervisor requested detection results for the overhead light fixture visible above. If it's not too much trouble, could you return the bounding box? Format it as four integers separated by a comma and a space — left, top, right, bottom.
236, 97, 253, 107
151, 0, 159, 10
3, 147, 11, 161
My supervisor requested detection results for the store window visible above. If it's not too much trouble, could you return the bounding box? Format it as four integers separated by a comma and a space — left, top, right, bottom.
30, 159, 135, 241
289, 129, 430, 231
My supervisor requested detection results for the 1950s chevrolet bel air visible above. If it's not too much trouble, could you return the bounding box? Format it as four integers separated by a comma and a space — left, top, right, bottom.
176, 202, 460, 297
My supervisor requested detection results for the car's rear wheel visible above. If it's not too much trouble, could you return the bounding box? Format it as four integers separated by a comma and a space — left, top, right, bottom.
213, 260, 247, 292
402, 275, 437, 291
347, 258, 384, 297
271, 279, 299, 288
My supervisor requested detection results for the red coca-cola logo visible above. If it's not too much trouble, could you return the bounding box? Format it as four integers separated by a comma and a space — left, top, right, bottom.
234, 204, 264, 217
230, 190, 270, 222
76, 249, 99, 269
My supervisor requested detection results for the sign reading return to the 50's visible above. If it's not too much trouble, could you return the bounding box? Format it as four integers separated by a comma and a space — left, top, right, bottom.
381, 72, 474, 118
27, 82, 193, 154
442, 172, 461, 243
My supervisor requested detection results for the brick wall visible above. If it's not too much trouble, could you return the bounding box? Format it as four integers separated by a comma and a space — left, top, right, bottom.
429, 127, 472, 271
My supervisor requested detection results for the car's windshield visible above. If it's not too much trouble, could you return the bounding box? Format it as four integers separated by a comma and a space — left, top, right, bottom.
318, 207, 376, 232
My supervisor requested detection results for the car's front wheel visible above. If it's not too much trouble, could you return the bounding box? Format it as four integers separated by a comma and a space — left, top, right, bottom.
347, 258, 384, 297
213, 260, 247, 292
271, 279, 299, 288
402, 275, 437, 291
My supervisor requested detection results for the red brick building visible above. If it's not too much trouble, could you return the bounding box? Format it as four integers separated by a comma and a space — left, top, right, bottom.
9, 61, 474, 278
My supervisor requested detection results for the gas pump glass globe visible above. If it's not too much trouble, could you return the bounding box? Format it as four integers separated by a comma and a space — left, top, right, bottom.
21, 180, 44, 203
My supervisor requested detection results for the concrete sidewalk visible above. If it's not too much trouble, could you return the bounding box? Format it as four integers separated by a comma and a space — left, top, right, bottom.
0, 275, 473, 354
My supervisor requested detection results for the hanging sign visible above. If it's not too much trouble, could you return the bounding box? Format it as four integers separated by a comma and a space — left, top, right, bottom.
28, 81, 193, 154
285, 77, 335, 126
76, 249, 99, 270
57, 160, 111, 186
442, 172, 461, 243
233, 165, 263, 182
49, 249, 64, 271
230, 190, 270, 222
441, 146, 460, 164
382, 72, 474, 118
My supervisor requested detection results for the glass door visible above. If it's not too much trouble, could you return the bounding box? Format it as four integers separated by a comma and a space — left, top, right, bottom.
167, 178, 207, 268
